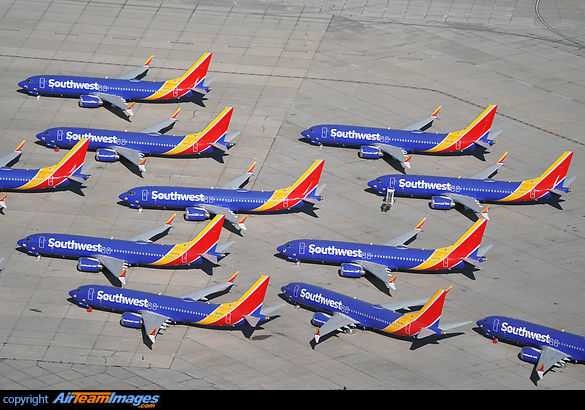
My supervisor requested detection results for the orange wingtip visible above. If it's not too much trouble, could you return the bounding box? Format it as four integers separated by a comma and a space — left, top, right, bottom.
126, 102, 135, 110
148, 327, 157, 336
144, 55, 153, 66
0, 193, 6, 201
481, 205, 491, 213
415, 217, 426, 230
404, 154, 412, 163
138, 158, 147, 166
15, 140, 25, 152
497, 152, 507, 164
165, 213, 177, 225
227, 271, 239, 283
238, 215, 247, 224
246, 161, 256, 174
431, 106, 441, 117
119, 268, 127, 278
388, 274, 397, 285
170, 108, 181, 119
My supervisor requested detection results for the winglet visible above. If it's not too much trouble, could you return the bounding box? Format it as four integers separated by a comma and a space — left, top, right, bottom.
388, 274, 397, 291
0, 193, 6, 209
497, 152, 507, 164
170, 108, 180, 120
165, 213, 177, 226
15, 140, 25, 152
431, 106, 441, 117
403, 154, 412, 169
126, 102, 135, 117
480, 205, 490, 220
415, 217, 426, 230
143, 55, 153, 67
314, 327, 321, 344
246, 161, 256, 175
227, 271, 239, 284
118, 269, 127, 285
237, 215, 248, 231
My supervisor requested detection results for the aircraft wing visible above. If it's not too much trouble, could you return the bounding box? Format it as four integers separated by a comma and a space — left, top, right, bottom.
401, 107, 441, 131
94, 254, 127, 285
219, 162, 256, 190
378, 297, 432, 312
199, 204, 247, 230
469, 152, 507, 180
314, 312, 360, 343
139, 109, 180, 134
353, 260, 397, 290
535, 345, 570, 380
374, 143, 410, 167
111, 146, 146, 172
180, 271, 238, 301
127, 214, 175, 243
117, 55, 152, 80
92, 92, 134, 116
446, 193, 486, 215
139, 310, 171, 344
0, 140, 24, 167
382, 217, 425, 247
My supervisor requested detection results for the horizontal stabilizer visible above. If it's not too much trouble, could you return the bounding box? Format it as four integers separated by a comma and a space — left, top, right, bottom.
0, 193, 6, 209
224, 131, 240, 143
260, 303, 285, 317
477, 244, 493, 258
66, 175, 87, 184
243, 314, 261, 327
215, 240, 234, 255
199, 253, 218, 264
563, 176, 576, 188
472, 140, 492, 150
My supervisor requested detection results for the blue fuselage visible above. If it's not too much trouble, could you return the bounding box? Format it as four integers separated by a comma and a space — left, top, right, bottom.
18, 75, 195, 101
301, 125, 492, 153
69, 285, 249, 326
281, 282, 400, 330
119, 186, 314, 212
36, 127, 218, 155
17, 233, 193, 266
477, 316, 585, 361
0, 168, 72, 190
276, 239, 480, 271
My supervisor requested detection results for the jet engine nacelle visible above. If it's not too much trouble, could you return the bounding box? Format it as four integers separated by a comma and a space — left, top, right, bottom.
95, 148, 119, 162
339, 263, 365, 278
358, 145, 383, 159
184, 207, 209, 221
120, 312, 142, 328
77, 257, 101, 272
430, 196, 455, 210
311, 312, 331, 328
78, 94, 103, 108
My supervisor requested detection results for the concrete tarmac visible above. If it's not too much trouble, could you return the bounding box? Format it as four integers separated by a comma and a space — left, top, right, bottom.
0, 0, 584, 389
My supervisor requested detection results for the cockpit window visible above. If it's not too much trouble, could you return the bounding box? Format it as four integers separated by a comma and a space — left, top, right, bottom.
286, 244, 292, 248
26, 237, 32, 242
126, 190, 135, 195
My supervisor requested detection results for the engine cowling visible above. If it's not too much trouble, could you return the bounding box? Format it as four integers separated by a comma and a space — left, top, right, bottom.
358, 145, 383, 159
311, 312, 331, 327
120, 312, 143, 328
430, 196, 455, 210
77, 257, 101, 272
339, 263, 365, 278
78, 94, 103, 108
184, 207, 209, 221
95, 148, 119, 162
519, 346, 541, 364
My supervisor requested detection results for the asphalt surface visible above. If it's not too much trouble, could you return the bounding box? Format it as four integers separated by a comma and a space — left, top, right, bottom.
0, 0, 584, 390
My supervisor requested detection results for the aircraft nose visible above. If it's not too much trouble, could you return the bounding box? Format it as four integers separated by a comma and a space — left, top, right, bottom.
280, 285, 288, 294
119, 193, 128, 202
16, 238, 25, 248
276, 244, 286, 254
68, 289, 77, 298
476, 319, 485, 328
367, 180, 376, 189
18, 80, 27, 89
301, 129, 309, 138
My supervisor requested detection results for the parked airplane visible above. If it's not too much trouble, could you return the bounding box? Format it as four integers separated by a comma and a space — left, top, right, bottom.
0, 138, 90, 208
18, 53, 213, 117
277, 215, 490, 289
281, 282, 469, 345
477, 316, 585, 381
301, 105, 498, 168
367, 151, 575, 218
17, 214, 232, 286
118, 159, 326, 231
69, 273, 283, 345
36, 107, 238, 172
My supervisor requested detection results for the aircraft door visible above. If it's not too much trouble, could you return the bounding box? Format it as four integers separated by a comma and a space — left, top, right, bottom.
142, 189, 149, 202
192, 142, 198, 153
443, 256, 449, 268
173, 87, 179, 98
40, 78, 46, 89
389, 177, 396, 192
299, 242, 306, 255
225, 312, 231, 325
293, 285, 300, 298
39, 236, 45, 249
530, 188, 536, 199
182, 251, 188, 264
492, 318, 499, 332
455, 139, 461, 151
321, 127, 328, 140
57, 130, 63, 142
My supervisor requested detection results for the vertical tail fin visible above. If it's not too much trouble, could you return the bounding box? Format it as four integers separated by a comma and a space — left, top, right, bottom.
235, 275, 271, 327
411, 286, 451, 330
176, 53, 212, 93
163, 107, 233, 155
535, 151, 573, 190
456, 105, 498, 147
285, 159, 325, 199
52, 138, 90, 178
